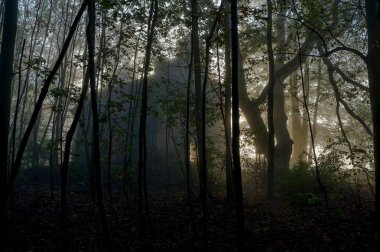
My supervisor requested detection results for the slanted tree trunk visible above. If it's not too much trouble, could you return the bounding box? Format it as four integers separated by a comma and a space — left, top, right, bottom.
0, 0, 88, 241
60, 71, 89, 250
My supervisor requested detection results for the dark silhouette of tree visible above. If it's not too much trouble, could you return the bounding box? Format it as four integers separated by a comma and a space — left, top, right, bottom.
0, 0, 88, 222
223, 0, 234, 201
0, 0, 18, 245
138, 0, 158, 227
60, 70, 89, 249
86, 0, 112, 249
365, 0, 380, 237
266, 0, 275, 199
230, 0, 245, 244
191, 0, 208, 248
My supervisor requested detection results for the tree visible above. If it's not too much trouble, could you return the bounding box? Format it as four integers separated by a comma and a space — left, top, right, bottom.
365, 0, 380, 236
60, 70, 89, 249
86, 0, 112, 248
138, 0, 158, 227
191, 0, 208, 248
230, 0, 245, 244
0, 0, 18, 245
224, 0, 234, 201
266, 0, 275, 199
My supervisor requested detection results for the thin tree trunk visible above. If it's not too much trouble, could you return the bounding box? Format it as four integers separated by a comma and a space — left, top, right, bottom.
86, 0, 112, 249
138, 0, 158, 232
230, 0, 245, 245
185, 41, 196, 234
1, 0, 88, 230
266, 0, 276, 199
224, 0, 234, 201
191, 0, 208, 248
60, 70, 89, 250
308, 59, 322, 162
106, 22, 124, 204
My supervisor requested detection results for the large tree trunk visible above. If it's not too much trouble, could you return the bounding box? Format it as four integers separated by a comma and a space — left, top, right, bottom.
0, 0, 18, 246
0, 0, 18, 196
238, 32, 317, 172
364, 0, 380, 236
290, 61, 310, 165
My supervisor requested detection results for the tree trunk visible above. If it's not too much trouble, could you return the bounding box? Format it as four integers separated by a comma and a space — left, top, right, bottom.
1, 0, 88, 242
0, 0, 18, 245
138, 0, 158, 228
60, 70, 89, 250
308, 59, 322, 162
290, 63, 310, 164
266, 0, 275, 199
191, 0, 207, 248
231, 0, 245, 245
86, 0, 112, 248
224, 0, 234, 201
362, 0, 379, 235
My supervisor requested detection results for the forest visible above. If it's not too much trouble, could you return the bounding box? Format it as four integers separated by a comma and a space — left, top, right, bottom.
0, 0, 379, 250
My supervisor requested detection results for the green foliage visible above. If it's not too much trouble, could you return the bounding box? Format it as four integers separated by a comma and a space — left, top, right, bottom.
282, 150, 347, 196
289, 193, 321, 207
111, 165, 124, 180
281, 161, 319, 194
50, 87, 68, 98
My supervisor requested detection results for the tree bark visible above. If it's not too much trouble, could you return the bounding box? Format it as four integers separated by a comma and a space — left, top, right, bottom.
86, 0, 112, 248
191, 0, 208, 248
0, 0, 18, 245
362, 0, 379, 235
0, 0, 88, 245
266, 0, 275, 199
60, 71, 89, 250
138, 0, 158, 227
224, 0, 234, 201
231, 0, 245, 245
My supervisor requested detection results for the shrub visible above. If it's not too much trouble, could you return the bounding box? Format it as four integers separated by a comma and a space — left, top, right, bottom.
289, 192, 321, 206
280, 160, 319, 194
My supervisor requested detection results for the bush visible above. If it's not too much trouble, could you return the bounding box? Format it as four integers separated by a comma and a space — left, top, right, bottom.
280, 160, 319, 194
289, 193, 321, 206
281, 151, 348, 196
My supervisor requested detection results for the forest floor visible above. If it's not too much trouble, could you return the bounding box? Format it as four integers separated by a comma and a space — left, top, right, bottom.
2, 184, 376, 251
